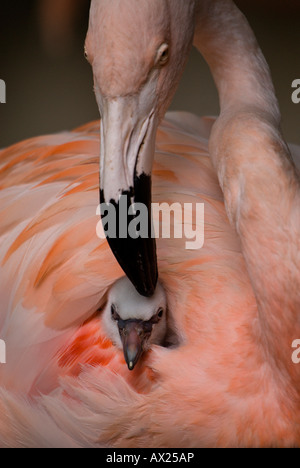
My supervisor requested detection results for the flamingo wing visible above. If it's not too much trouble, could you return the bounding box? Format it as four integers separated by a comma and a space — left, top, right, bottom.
0, 114, 298, 447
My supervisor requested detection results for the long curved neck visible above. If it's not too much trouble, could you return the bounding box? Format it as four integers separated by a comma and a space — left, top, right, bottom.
193, 0, 280, 120
193, 0, 300, 388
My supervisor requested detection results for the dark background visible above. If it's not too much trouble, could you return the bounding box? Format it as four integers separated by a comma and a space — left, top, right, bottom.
0, 0, 299, 148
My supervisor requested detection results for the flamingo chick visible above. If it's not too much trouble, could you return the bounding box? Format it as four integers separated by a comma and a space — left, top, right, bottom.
102, 277, 167, 370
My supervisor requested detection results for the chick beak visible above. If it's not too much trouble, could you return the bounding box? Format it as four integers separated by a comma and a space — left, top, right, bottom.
119, 320, 151, 371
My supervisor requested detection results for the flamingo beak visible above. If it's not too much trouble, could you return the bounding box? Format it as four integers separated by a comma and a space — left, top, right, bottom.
99, 96, 158, 297
118, 319, 152, 371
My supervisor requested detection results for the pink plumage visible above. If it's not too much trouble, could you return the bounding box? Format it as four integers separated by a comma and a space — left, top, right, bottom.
1, 0, 300, 448
0, 115, 299, 447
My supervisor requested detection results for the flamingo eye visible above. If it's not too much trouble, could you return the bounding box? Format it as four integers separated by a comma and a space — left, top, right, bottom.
157, 308, 164, 319
156, 43, 169, 67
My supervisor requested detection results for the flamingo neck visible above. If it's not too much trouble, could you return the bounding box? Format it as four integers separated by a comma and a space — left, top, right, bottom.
193, 1, 300, 387
193, 0, 280, 122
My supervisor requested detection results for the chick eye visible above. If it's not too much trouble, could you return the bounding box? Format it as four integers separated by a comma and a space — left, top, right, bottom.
157, 308, 164, 319
111, 304, 120, 321
156, 43, 169, 67
150, 308, 164, 324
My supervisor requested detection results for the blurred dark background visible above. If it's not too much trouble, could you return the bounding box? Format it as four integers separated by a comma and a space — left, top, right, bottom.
0, 0, 299, 148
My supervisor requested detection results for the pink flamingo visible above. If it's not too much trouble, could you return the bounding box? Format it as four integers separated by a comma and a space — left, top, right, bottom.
0, 0, 299, 447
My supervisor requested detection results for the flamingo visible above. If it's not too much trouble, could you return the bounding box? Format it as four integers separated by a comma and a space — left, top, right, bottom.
102, 277, 167, 371
0, 0, 300, 448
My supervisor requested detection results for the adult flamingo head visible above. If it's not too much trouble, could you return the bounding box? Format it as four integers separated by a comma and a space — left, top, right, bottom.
85, 0, 197, 297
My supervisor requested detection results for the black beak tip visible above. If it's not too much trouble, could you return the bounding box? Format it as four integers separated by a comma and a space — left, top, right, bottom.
105, 236, 158, 297
127, 361, 136, 371
99, 175, 158, 298
124, 351, 141, 371
134, 268, 158, 298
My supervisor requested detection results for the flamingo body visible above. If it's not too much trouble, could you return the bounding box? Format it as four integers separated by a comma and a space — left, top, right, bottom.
0, 114, 299, 447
